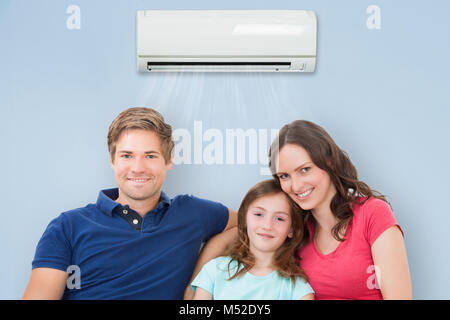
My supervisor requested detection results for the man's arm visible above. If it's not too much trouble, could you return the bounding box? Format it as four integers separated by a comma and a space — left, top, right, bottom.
184, 209, 238, 299
22, 268, 68, 300
193, 287, 213, 300
224, 209, 238, 231
195, 209, 237, 276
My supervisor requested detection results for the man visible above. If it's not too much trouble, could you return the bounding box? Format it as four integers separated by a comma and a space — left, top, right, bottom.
23, 107, 237, 299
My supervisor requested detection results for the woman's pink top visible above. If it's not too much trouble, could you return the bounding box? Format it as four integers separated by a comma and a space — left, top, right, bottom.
299, 198, 403, 300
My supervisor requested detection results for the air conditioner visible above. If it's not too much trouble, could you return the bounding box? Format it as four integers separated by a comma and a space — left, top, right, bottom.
137, 10, 317, 72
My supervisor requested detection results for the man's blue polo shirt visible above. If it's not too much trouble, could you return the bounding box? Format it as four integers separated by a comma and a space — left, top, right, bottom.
32, 188, 229, 299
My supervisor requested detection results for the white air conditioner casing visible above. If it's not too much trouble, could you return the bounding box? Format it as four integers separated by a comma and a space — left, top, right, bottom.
137, 10, 317, 72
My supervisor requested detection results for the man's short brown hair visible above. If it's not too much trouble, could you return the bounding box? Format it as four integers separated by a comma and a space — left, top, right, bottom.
107, 107, 174, 164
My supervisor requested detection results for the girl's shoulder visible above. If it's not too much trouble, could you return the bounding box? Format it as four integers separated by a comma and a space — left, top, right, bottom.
206, 256, 243, 279
212, 256, 233, 266
289, 276, 315, 299
211, 256, 240, 270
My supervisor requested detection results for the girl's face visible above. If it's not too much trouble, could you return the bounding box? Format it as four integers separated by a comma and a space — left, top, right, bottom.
246, 193, 293, 255
275, 144, 336, 214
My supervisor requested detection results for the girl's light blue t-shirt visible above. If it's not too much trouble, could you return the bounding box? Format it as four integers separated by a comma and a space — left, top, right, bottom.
191, 256, 314, 300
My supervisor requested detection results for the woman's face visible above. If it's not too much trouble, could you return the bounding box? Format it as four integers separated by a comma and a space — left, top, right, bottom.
275, 144, 336, 214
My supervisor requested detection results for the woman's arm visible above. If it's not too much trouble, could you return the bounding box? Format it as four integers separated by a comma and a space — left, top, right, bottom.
371, 226, 412, 299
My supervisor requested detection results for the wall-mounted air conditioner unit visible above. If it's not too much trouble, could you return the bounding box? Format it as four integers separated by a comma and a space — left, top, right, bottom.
137, 10, 317, 72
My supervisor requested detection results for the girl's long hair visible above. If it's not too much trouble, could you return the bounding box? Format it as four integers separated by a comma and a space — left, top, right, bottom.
226, 179, 309, 284
269, 120, 388, 241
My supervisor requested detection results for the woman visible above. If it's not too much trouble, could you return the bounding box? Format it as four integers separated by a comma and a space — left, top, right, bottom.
268, 120, 412, 300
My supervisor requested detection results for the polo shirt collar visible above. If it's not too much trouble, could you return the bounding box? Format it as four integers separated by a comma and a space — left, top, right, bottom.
158, 190, 171, 208
97, 188, 121, 216
96, 188, 171, 216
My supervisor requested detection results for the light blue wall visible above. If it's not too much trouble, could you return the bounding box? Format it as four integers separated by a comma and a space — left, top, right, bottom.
1, 0, 449, 299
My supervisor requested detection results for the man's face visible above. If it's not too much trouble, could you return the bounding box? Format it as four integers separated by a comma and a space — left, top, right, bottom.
111, 129, 172, 204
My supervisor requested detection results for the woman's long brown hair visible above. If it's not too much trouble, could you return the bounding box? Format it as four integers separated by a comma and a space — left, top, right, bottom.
226, 179, 309, 284
269, 120, 388, 241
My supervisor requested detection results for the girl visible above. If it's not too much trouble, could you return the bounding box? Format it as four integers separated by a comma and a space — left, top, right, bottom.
191, 180, 314, 300
268, 120, 412, 299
